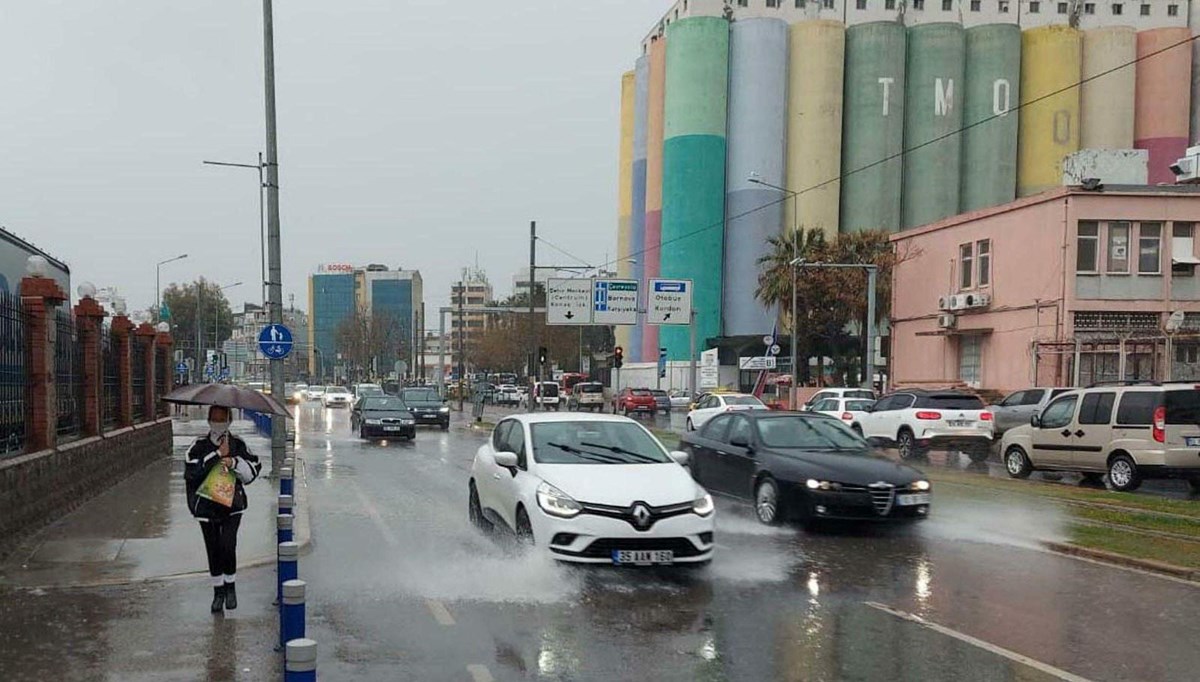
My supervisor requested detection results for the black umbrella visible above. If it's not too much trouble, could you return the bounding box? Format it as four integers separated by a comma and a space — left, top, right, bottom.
163, 383, 292, 418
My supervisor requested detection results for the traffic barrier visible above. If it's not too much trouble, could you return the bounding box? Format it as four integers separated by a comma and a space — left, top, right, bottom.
282, 579, 307, 650
277, 513, 294, 545
278, 493, 294, 516
280, 466, 294, 496
277, 541, 298, 611
285, 638, 317, 681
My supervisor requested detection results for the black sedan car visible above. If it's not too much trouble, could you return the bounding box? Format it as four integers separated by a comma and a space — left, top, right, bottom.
399, 387, 451, 429
351, 396, 417, 440
681, 411, 930, 525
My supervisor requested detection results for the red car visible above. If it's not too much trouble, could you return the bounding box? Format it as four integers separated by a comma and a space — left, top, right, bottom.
613, 388, 657, 416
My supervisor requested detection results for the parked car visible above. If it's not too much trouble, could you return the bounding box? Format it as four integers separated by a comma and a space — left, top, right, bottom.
305, 385, 326, 401
810, 397, 877, 429
613, 388, 657, 416
1001, 384, 1200, 492
681, 411, 930, 525
352, 383, 385, 400
568, 382, 606, 411
495, 384, 522, 406
988, 387, 1074, 435
532, 382, 561, 411
686, 393, 768, 432
350, 396, 416, 440
468, 412, 714, 565
803, 387, 877, 411
855, 389, 994, 462
668, 389, 693, 410
649, 389, 672, 414
322, 386, 353, 408
400, 387, 451, 429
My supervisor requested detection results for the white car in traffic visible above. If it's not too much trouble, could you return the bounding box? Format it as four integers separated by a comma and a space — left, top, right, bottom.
468, 413, 715, 565
686, 393, 768, 432
809, 396, 877, 430
323, 386, 353, 408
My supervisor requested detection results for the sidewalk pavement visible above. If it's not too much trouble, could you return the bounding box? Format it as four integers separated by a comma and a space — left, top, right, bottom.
0, 414, 309, 589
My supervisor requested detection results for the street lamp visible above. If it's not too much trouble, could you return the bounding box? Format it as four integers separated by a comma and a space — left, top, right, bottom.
790, 259, 879, 391
749, 175, 800, 392
203, 157, 266, 308
156, 254, 188, 323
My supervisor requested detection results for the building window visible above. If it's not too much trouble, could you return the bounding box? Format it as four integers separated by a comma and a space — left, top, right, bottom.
960, 243, 974, 290
1058, 1, 1068, 12
971, 0, 981, 8
943, 0, 953, 8
1030, 0, 1040, 11
766, 0, 779, 7
886, 0, 896, 8
738, 0, 748, 6
1111, 3, 1122, 14
1177, 344, 1200, 364
857, 0, 867, 7
959, 335, 983, 387
1077, 221, 1099, 273
796, 0, 806, 6
1140, 3, 1150, 14
1168, 4, 1179, 16
1107, 221, 1131, 274
1138, 223, 1161, 274
913, 0, 924, 8
1084, 2, 1095, 12
999, 0, 1010, 11
977, 239, 991, 287
1173, 222, 1197, 276
822, 0, 834, 7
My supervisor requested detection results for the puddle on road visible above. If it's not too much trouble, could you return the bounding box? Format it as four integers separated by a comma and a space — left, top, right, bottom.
917, 492, 1069, 550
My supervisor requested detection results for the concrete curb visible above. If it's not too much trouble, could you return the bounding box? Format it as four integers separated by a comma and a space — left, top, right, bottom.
1042, 541, 1200, 583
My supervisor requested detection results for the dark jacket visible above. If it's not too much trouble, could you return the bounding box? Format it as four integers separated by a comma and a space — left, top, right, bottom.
184, 434, 262, 520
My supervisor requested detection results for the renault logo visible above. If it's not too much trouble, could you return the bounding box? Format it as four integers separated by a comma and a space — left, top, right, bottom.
631, 503, 653, 529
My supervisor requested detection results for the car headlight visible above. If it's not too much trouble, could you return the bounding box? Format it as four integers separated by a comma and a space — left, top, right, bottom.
805, 479, 842, 491
439, 406, 450, 413
402, 419, 415, 425
692, 492, 714, 517
536, 482, 582, 518
910, 480, 931, 492
365, 419, 382, 425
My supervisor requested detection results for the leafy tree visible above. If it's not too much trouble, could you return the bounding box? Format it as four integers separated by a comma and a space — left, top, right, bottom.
160, 278, 236, 359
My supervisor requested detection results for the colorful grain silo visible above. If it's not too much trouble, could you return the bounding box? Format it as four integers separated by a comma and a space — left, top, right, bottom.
660, 16, 729, 359
724, 18, 787, 338
1135, 27, 1192, 184
841, 21, 906, 233
616, 69, 636, 359
902, 22, 965, 230
1080, 27, 1136, 151
787, 20, 845, 239
1017, 25, 1081, 197
642, 37, 667, 364
960, 23, 1020, 213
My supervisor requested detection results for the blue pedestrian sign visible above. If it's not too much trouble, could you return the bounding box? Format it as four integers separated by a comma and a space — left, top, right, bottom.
220, 367, 231, 380
258, 324, 294, 360
175, 362, 188, 375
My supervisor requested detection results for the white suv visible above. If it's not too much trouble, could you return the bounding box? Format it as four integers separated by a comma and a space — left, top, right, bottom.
856, 390, 994, 461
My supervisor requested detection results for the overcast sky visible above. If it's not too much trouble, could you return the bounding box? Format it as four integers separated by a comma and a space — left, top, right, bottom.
0, 0, 665, 316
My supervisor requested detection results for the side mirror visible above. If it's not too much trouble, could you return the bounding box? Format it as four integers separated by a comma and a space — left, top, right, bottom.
730, 435, 752, 449
669, 450, 689, 466
1030, 414, 1041, 428
494, 451, 519, 468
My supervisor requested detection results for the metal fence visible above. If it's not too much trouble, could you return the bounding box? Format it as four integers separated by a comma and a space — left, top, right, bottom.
155, 346, 168, 417
0, 292, 25, 457
54, 311, 84, 441
102, 327, 119, 429
131, 338, 146, 422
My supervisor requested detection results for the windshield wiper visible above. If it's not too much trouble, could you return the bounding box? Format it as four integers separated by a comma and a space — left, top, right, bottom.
578, 442, 661, 463
545, 442, 625, 464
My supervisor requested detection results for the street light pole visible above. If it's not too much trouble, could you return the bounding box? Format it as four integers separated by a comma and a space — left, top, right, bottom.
263, 0, 286, 475
749, 176, 801, 399
202, 158, 266, 306
155, 254, 188, 324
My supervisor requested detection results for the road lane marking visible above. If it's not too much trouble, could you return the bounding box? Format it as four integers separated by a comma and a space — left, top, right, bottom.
350, 480, 399, 548
466, 664, 495, 682
425, 598, 456, 626
864, 602, 1093, 682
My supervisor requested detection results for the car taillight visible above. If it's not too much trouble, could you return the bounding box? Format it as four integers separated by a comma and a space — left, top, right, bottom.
1153, 405, 1166, 444
980, 412, 993, 421
841, 412, 853, 421
915, 411, 942, 420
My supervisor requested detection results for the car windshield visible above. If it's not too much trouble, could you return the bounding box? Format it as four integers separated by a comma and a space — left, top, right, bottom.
650, 389, 667, 397
402, 389, 440, 402
539, 384, 559, 396
530, 422, 671, 465
328, 387, 350, 395
725, 396, 763, 406
846, 400, 875, 411
363, 397, 407, 411
917, 394, 985, 410
578, 384, 603, 393
312, 386, 326, 392
358, 385, 383, 394
845, 390, 875, 400
756, 416, 868, 450
631, 389, 652, 396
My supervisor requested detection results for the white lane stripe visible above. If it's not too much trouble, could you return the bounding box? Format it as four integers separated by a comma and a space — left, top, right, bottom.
466, 664, 495, 682
351, 480, 399, 548
864, 602, 1093, 682
425, 598, 456, 626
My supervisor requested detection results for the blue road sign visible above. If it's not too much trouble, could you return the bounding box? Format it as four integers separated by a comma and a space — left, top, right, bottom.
653, 280, 687, 293
175, 362, 188, 375
220, 367, 231, 380
258, 324, 294, 360
593, 281, 609, 312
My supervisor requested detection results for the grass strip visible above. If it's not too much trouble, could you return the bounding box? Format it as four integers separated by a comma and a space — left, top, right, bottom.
1068, 524, 1200, 571
1071, 506, 1200, 540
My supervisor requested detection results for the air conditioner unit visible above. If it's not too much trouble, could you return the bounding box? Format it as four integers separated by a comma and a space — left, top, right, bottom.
948, 294, 969, 311
937, 295, 951, 312
938, 313, 957, 329
971, 293, 992, 308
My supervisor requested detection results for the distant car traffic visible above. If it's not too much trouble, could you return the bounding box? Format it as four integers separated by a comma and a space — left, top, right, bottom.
686, 393, 768, 432
286, 382, 306, 404
855, 389, 994, 462
323, 386, 353, 408
681, 411, 931, 525
400, 387, 451, 429
353, 383, 385, 400
567, 382, 606, 412
810, 397, 876, 429
468, 413, 714, 565
613, 388, 657, 416
649, 389, 671, 414
532, 382, 561, 411
803, 387, 877, 411
495, 384, 522, 406
351, 396, 416, 440
305, 385, 326, 401
988, 387, 1073, 436
668, 389, 692, 410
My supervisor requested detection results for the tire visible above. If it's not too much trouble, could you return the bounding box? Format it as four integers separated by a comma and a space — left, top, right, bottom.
754, 478, 783, 526
966, 444, 991, 464
440, 422, 449, 431
623, 406, 630, 417
686, 418, 695, 432
515, 507, 534, 545
896, 429, 924, 461
1004, 446, 1033, 479
359, 426, 368, 440
851, 424, 863, 437
1107, 453, 1142, 492
1188, 478, 1200, 494
468, 482, 493, 534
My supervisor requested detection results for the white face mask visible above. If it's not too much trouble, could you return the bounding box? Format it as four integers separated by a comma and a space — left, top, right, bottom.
209, 421, 230, 437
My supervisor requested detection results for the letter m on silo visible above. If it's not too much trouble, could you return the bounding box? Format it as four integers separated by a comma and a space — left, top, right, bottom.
934, 78, 954, 117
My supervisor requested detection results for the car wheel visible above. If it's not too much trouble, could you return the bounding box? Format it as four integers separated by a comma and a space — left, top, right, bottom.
686, 418, 695, 432
1107, 453, 1142, 492
469, 482, 493, 534
896, 429, 924, 460
359, 426, 368, 440
966, 444, 991, 464
441, 422, 449, 431
515, 507, 534, 545
851, 424, 863, 437
1188, 478, 1200, 494
1004, 446, 1033, 479
754, 478, 783, 526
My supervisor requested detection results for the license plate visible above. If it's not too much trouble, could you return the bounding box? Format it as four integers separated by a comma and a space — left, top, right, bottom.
1186, 437, 1200, 447
612, 550, 674, 565
384, 426, 403, 432
896, 493, 931, 506
947, 420, 972, 428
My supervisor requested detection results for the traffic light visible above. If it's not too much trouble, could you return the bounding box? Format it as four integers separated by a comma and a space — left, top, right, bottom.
613, 346, 624, 369
538, 346, 548, 365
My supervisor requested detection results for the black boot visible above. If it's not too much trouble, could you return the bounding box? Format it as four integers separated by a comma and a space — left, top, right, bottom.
224, 582, 237, 610
210, 585, 226, 613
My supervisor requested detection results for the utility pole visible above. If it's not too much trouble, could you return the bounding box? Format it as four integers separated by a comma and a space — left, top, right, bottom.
689, 310, 698, 397
457, 280, 466, 412
263, 0, 285, 475
195, 281, 203, 380
528, 221, 537, 404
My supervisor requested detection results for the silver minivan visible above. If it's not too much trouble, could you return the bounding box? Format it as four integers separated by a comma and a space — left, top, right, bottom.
1000, 384, 1200, 492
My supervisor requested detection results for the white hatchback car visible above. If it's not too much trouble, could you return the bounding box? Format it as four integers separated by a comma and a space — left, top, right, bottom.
686, 393, 768, 432
809, 396, 877, 429
469, 413, 715, 565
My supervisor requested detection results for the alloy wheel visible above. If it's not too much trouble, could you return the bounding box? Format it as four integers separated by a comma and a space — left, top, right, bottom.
1110, 460, 1133, 488
1006, 451, 1023, 475
755, 480, 778, 524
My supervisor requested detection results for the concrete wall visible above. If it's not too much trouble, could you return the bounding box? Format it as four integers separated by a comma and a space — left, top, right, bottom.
0, 420, 173, 559
616, 70, 636, 361
1061, 149, 1148, 185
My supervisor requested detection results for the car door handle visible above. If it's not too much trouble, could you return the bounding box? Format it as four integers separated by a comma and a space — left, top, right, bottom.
1075, 430, 1085, 438
1061, 429, 1072, 438
492, 473, 503, 480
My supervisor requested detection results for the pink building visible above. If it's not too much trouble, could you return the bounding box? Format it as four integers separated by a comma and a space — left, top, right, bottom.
890, 186, 1200, 394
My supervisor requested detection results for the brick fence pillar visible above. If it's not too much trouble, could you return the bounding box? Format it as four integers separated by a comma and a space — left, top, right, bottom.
134, 323, 157, 424
112, 316, 134, 428
20, 274, 68, 453
73, 296, 107, 437
155, 331, 174, 417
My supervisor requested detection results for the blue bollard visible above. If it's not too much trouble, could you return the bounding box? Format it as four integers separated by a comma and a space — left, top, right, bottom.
277, 513, 294, 545
277, 541, 298, 612
282, 579, 306, 649
280, 467, 294, 497
278, 493, 294, 517
285, 638, 317, 682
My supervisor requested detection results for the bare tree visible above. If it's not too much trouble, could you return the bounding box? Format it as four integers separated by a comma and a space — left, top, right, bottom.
336, 307, 406, 382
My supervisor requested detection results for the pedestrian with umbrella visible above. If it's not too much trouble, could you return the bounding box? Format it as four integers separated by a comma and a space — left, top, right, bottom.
166, 384, 290, 613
